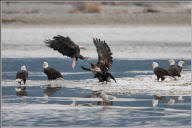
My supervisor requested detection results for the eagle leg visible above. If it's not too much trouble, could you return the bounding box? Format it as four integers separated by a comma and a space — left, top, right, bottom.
157, 77, 160, 82
107, 73, 116, 83
161, 77, 165, 81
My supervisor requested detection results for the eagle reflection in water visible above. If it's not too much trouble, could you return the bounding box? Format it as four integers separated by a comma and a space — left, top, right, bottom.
86, 91, 115, 106
43, 84, 62, 97
15, 87, 28, 97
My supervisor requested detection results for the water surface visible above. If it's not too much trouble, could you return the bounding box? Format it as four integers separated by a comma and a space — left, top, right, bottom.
2, 58, 191, 127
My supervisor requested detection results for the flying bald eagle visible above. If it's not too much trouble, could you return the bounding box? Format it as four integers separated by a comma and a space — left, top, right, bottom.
43, 62, 64, 80
16, 65, 28, 85
152, 62, 170, 81
81, 38, 116, 83
168, 59, 184, 79
45, 35, 88, 69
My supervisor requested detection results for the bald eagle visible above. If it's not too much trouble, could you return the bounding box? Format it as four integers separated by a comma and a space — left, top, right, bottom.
43, 62, 64, 80
16, 65, 28, 85
177, 60, 185, 75
152, 62, 170, 81
168, 59, 184, 79
45, 35, 88, 69
81, 38, 116, 83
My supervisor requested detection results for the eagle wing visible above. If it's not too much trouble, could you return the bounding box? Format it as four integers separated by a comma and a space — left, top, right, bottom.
93, 38, 113, 73
45, 35, 79, 58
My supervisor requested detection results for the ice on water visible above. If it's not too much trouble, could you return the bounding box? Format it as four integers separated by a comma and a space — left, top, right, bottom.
2, 71, 191, 96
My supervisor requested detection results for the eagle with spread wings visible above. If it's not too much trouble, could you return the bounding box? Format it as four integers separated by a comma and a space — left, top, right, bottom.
81, 38, 116, 83
45, 35, 88, 69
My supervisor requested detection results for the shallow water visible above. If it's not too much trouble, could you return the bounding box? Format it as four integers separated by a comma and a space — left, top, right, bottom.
2, 58, 191, 127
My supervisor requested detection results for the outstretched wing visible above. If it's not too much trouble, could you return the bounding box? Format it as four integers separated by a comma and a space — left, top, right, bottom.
93, 38, 113, 72
45, 35, 79, 58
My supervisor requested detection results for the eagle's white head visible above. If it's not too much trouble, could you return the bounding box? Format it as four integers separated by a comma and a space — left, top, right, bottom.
21, 65, 27, 71
178, 61, 185, 67
168, 59, 175, 65
43, 62, 48, 69
152, 62, 158, 69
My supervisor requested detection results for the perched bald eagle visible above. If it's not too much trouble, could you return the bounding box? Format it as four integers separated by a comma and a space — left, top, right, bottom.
152, 62, 170, 81
45, 35, 88, 69
16, 65, 28, 85
177, 60, 185, 75
43, 62, 64, 80
168, 59, 184, 79
81, 38, 116, 83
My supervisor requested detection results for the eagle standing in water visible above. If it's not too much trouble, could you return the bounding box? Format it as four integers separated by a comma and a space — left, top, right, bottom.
15, 65, 28, 91
81, 38, 116, 83
16, 65, 28, 85
43, 62, 64, 80
45, 35, 88, 69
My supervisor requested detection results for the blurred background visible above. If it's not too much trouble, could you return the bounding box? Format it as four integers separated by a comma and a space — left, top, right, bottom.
2, 2, 191, 27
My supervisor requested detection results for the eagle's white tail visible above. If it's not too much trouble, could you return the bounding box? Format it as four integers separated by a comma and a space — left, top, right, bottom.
72, 57, 76, 69
57, 77, 65, 81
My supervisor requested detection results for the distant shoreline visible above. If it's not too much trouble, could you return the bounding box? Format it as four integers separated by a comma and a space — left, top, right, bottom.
2, 2, 190, 28
2, 23, 190, 29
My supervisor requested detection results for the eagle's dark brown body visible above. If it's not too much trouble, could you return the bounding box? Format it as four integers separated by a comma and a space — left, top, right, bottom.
16, 70, 28, 84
